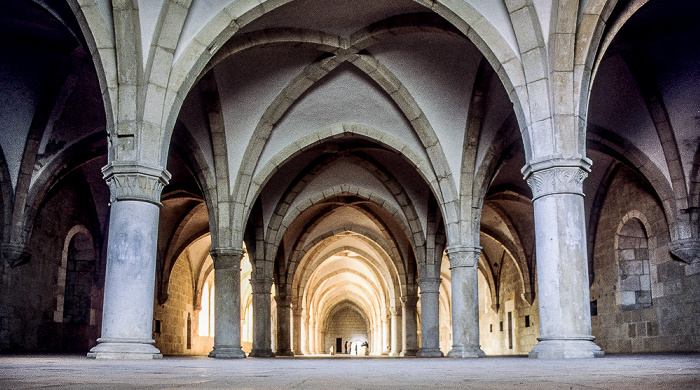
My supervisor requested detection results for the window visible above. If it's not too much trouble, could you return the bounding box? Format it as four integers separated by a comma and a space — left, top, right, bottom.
616, 213, 652, 311
198, 275, 215, 337
57, 227, 95, 325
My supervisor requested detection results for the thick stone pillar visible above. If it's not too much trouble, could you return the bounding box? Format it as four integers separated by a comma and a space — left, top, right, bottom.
389, 306, 401, 356
417, 278, 443, 357
382, 313, 391, 355
446, 246, 485, 358
249, 278, 274, 357
276, 296, 294, 356
87, 164, 170, 359
523, 159, 603, 358
400, 296, 418, 356
292, 305, 303, 355
208, 248, 246, 358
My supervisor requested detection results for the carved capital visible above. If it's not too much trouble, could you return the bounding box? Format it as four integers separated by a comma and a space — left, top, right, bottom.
418, 278, 442, 293
522, 158, 591, 200
2, 242, 30, 267
102, 163, 171, 206
210, 247, 245, 270
669, 239, 700, 263
445, 245, 481, 269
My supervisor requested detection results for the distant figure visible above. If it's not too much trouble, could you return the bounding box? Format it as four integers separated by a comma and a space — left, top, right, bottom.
344, 341, 349, 354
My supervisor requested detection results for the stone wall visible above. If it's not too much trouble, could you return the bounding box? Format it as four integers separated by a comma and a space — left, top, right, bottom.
478, 258, 539, 355
324, 307, 368, 354
0, 170, 103, 353
590, 166, 700, 352
153, 252, 197, 355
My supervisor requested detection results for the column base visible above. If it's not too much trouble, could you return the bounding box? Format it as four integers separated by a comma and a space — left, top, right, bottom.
248, 348, 274, 357
209, 346, 246, 358
447, 345, 485, 358
528, 337, 604, 359
417, 348, 443, 357
389, 351, 400, 357
87, 338, 162, 359
276, 350, 295, 357
400, 349, 417, 357
293, 351, 304, 356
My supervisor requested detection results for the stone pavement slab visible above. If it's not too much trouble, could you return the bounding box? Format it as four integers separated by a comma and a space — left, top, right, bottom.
0, 354, 698, 389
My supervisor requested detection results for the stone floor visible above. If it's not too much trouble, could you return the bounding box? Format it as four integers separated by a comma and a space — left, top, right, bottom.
0, 354, 698, 389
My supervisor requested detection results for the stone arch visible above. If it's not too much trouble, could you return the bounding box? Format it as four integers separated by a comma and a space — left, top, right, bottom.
291, 230, 406, 303
615, 210, 653, 310
16, 133, 106, 270
480, 222, 533, 306
170, 120, 219, 245
162, 0, 529, 175
587, 126, 681, 242
477, 256, 499, 313
264, 151, 427, 270
231, 44, 459, 245
55, 224, 95, 324
278, 194, 415, 286
294, 242, 400, 315
322, 300, 371, 351
66, 0, 117, 133
315, 286, 379, 337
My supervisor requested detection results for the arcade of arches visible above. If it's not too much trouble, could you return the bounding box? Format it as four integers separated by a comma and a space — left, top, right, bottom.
0, 0, 698, 360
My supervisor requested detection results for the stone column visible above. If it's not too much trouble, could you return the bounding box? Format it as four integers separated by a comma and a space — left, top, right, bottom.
302, 313, 310, 354
382, 313, 391, 355
87, 164, 170, 359
523, 159, 603, 358
417, 278, 443, 357
400, 295, 418, 356
389, 306, 401, 356
249, 278, 274, 357
309, 319, 316, 354
276, 295, 294, 356
208, 248, 246, 358
446, 246, 485, 358
292, 304, 303, 355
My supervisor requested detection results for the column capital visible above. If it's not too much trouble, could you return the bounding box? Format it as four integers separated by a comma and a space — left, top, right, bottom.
102, 162, 171, 206
210, 247, 245, 270
401, 295, 418, 307
275, 294, 292, 307
446, 246, 481, 269
250, 278, 274, 294
418, 278, 442, 293
521, 157, 591, 200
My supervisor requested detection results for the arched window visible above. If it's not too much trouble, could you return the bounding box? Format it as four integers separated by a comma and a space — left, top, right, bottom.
55, 226, 95, 324
198, 274, 215, 337
616, 212, 652, 311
